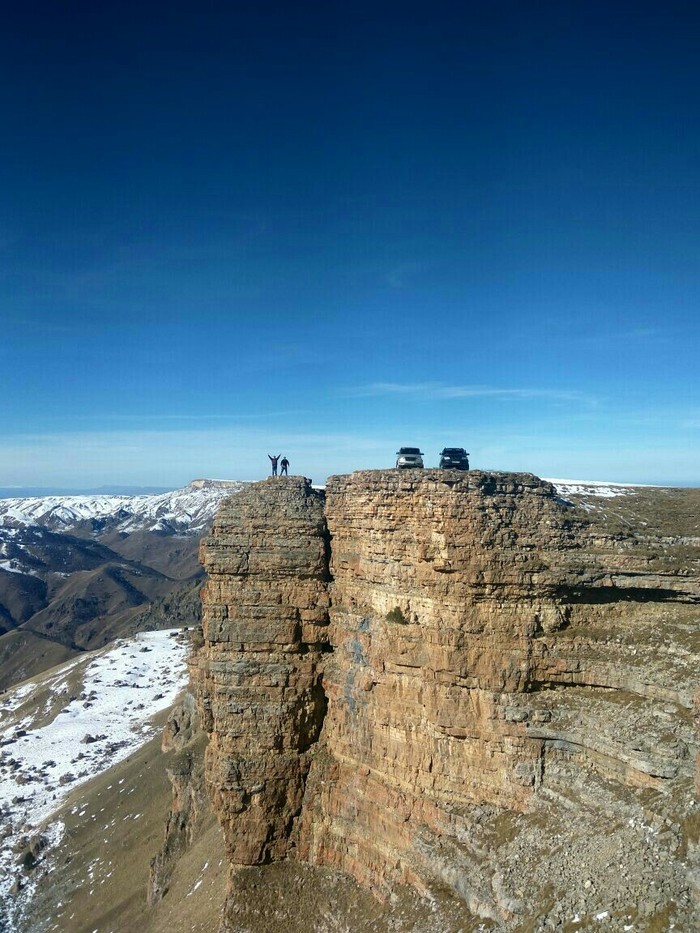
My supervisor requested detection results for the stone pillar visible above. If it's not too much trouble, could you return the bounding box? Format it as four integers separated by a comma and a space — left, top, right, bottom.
195, 477, 330, 864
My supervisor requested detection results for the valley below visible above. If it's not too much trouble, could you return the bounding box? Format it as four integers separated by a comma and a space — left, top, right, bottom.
0, 480, 243, 691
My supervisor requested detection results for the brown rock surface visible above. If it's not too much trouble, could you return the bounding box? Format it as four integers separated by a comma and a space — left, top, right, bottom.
148, 693, 210, 906
192, 470, 699, 931
195, 476, 329, 866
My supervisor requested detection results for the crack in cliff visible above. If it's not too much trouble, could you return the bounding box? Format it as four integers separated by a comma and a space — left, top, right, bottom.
561, 584, 699, 605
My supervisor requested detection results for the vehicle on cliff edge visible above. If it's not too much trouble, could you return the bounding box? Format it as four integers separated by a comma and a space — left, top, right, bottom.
395, 447, 424, 469
438, 447, 470, 470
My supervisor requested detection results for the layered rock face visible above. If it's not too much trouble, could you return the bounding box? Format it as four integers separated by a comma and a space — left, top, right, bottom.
193, 471, 699, 930
298, 472, 582, 889
195, 477, 329, 864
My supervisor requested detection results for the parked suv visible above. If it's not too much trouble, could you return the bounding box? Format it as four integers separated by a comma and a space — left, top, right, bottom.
396, 447, 424, 469
438, 447, 469, 470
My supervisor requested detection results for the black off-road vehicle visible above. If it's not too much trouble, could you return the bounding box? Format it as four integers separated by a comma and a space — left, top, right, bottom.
438, 448, 469, 470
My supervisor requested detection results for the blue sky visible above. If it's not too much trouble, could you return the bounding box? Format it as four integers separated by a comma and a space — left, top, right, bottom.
1, 1, 699, 487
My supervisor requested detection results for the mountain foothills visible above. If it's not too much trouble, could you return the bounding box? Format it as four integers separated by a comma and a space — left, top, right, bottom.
1, 472, 699, 933
0, 480, 244, 690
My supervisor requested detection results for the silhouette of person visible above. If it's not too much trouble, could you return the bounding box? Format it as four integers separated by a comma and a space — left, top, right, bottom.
280, 457, 289, 476
268, 454, 281, 476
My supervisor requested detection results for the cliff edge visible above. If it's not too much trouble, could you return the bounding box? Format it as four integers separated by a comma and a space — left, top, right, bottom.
191, 471, 699, 931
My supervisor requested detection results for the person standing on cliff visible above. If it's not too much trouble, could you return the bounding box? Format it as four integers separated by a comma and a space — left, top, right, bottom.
268, 454, 281, 476
280, 457, 289, 476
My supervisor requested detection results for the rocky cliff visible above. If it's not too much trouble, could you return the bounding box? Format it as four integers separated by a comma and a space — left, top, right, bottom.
191, 471, 699, 931
193, 477, 330, 866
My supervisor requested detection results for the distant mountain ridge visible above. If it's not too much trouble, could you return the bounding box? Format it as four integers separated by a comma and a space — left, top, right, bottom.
0, 485, 175, 498
0, 478, 245, 536
0, 480, 245, 690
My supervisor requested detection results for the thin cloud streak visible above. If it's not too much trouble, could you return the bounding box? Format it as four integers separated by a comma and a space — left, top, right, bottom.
345, 382, 593, 403
72, 410, 311, 423
384, 261, 429, 289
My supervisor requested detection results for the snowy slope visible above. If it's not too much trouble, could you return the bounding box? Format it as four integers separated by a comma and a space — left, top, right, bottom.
0, 630, 190, 930
0, 479, 245, 535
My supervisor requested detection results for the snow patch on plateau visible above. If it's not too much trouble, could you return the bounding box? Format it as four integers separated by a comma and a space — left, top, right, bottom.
546, 479, 657, 500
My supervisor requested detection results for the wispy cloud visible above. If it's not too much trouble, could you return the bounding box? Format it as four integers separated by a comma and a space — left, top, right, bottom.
576, 324, 698, 346
344, 382, 593, 403
384, 261, 428, 289
73, 410, 310, 423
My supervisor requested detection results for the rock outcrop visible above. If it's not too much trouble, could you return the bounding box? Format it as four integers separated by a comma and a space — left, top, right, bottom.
148, 693, 209, 906
190, 471, 699, 931
194, 477, 329, 865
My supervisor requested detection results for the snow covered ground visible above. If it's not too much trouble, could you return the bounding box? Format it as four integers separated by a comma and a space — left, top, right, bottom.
545, 478, 655, 500
0, 479, 245, 534
0, 630, 190, 929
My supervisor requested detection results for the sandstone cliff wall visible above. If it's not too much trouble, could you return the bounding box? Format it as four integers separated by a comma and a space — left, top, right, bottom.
298, 471, 582, 897
193, 471, 699, 930
194, 477, 329, 864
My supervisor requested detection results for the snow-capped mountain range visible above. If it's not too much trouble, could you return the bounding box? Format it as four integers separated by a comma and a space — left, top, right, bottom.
0, 478, 245, 536
0, 481, 247, 689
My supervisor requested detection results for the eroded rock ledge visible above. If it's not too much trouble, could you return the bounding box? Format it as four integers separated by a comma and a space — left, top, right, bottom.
192, 471, 699, 930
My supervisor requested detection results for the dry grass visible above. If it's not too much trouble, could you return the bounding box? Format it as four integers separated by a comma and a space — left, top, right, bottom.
569, 486, 700, 539
23, 710, 227, 933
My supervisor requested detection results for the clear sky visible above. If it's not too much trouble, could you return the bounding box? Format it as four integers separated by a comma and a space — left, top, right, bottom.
1, 1, 699, 488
